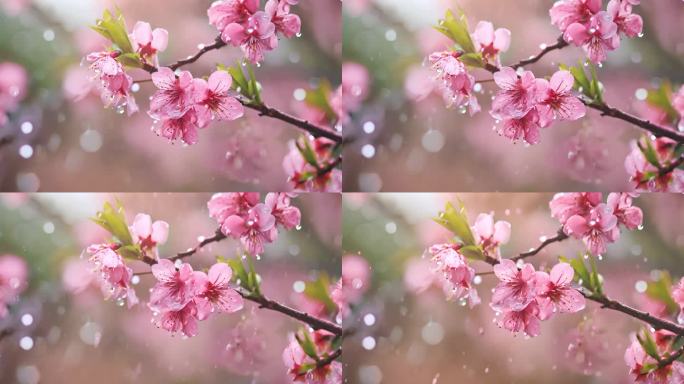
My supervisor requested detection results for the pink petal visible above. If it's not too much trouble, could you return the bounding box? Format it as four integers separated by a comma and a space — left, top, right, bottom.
208, 262, 233, 287
550, 262, 574, 287
217, 288, 244, 313
564, 22, 589, 46
550, 70, 574, 94
557, 287, 586, 313
131, 213, 152, 240
557, 95, 586, 121
151, 67, 175, 90
151, 220, 169, 244
208, 70, 233, 95
152, 28, 169, 52
151, 259, 176, 282
472, 21, 494, 47
493, 259, 517, 281
493, 221, 511, 244
132, 21, 152, 47
493, 28, 511, 52
222, 215, 248, 237
565, 215, 589, 238
493, 67, 518, 89
473, 213, 494, 240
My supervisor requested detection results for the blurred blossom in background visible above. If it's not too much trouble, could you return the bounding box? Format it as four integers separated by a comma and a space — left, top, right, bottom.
342, 193, 684, 384
0, 0, 341, 191
0, 193, 340, 384
342, 0, 684, 192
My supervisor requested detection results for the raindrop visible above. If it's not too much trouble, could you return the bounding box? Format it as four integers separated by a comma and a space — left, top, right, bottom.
293, 88, 306, 101
635, 280, 647, 293
635, 88, 648, 101
361, 144, 376, 158
20, 122, 33, 134
43, 29, 55, 41
363, 313, 376, 326
43, 222, 55, 234
21, 314, 33, 326
385, 29, 397, 42
293, 280, 305, 293
362, 336, 376, 350
363, 121, 376, 134
19, 336, 34, 350
19, 145, 34, 159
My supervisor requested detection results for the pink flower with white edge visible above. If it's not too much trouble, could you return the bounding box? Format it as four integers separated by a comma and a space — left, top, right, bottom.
607, 192, 643, 230
194, 70, 244, 127
564, 11, 620, 63
282, 330, 342, 384
472, 213, 511, 259
222, 11, 278, 63
499, 108, 543, 145
623, 336, 680, 383
549, 0, 601, 32
0, 62, 28, 125
194, 263, 244, 320
499, 300, 541, 337
86, 51, 138, 116
0, 254, 28, 318
208, 0, 259, 32
565, 203, 619, 255
549, 192, 602, 224
536, 70, 586, 127
221, 203, 277, 256
491, 259, 540, 312
673, 278, 684, 325
428, 50, 480, 115
208, 192, 260, 223
535, 262, 585, 320
149, 67, 198, 120
265, 192, 301, 230
265, 0, 301, 38
130, 213, 169, 255
471, 21, 511, 65
86, 244, 139, 308
490, 67, 545, 120
130, 21, 168, 64
148, 259, 198, 312
157, 300, 200, 337
428, 244, 480, 307
607, 0, 643, 38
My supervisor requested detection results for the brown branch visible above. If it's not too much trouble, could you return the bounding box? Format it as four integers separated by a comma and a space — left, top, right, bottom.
138, 35, 342, 143
583, 293, 684, 337
511, 36, 569, 70
317, 347, 343, 368
140, 228, 227, 266
481, 226, 569, 266
240, 291, 342, 336
657, 344, 684, 369
136, 228, 343, 337
240, 100, 342, 143
659, 154, 684, 176
0, 135, 14, 148
583, 100, 684, 144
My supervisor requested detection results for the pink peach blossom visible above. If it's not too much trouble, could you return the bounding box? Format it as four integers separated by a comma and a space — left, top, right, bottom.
471, 21, 511, 65
149, 67, 198, 120
283, 330, 342, 384
550, 0, 601, 32
607, 0, 643, 38
221, 203, 277, 255
607, 192, 643, 230
428, 50, 480, 115
157, 300, 199, 337
148, 259, 198, 312
208, 192, 260, 224
535, 262, 585, 320
472, 213, 511, 259
86, 244, 138, 308
342, 254, 371, 302
194, 70, 244, 126
490, 67, 544, 120
208, 0, 259, 32
565, 203, 619, 255
222, 11, 278, 63
550, 192, 602, 224
283, 137, 342, 192
0, 254, 28, 318
265, 0, 301, 38
130, 213, 169, 254
0, 62, 28, 125
341, 62, 370, 112
564, 12, 620, 63
428, 244, 479, 307
86, 51, 138, 116
194, 263, 244, 320
491, 259, 539, 312
130, 21, 168, 63
625, 138, 684, 193
499, 108, 543, 145
265, 192, 301, 230
157, 108, 202, 145
499, 301, 541, 337
536, 70, 586, 127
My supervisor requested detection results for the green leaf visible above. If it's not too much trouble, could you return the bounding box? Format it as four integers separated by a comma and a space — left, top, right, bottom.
588, 63, 603, 103
225, 62, 262, 102
117, 52, 142, 69
639, 137, 662, 168
433, 9, 476, 54
459, 244, 484, 261
91, 200, 133, 246
118, 244, 141, 260
296, 330, 320, 360
91, 8, 134, 54
225, 256, 249, 289
304, 81, 336, 123
304, 274, 337, 314
459, 52, 484, 68
245, 62, 262, 104
296, 137, 320, 168
646, 83, 678, 124
637, 330, 660, 360
560, 254, 593, 292
562, 61, 604, 101
645, 271, 680, 315
433, 200, 476, 246
588, 255, 603, 295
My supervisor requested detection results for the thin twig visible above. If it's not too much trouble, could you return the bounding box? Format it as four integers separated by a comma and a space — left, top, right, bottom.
583, 100, 684, 144
316, 347, 343, 369
0, 135, 14, 148
140, 228, 227, 266
511, 228, 569, 262
137, 35, 342, 143
240, 291, 343, 336
659, 154, 684, 176
657, 344, 684, 369
511, 36, 569, 70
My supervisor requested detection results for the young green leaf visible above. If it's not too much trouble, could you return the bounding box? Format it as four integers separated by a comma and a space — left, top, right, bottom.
636, 329, 660, 360
91, 8, 134, 54
304, 274, 337, 315
296, 330, 320, 360
646, 82, 678, 124
433, 9, 476, 54
304, 81, 336, 123
433, 200, 476, 246
91, 200, 133, 246
645, 271, 680, 315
